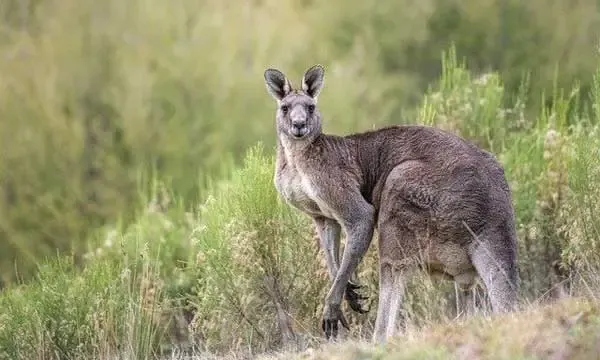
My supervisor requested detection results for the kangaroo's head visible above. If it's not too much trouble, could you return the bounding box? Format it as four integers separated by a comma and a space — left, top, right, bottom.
264, 64, 325, 142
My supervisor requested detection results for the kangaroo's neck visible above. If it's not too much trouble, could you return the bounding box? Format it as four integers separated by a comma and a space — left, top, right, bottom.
276, 132, 352, 166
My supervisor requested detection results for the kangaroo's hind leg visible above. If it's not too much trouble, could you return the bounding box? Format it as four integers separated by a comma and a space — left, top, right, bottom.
372, 262, 409, 343
469, 225, 519, 314
373, 163, 433, 343
453, 271, 478, 317
372, 223, 419, 343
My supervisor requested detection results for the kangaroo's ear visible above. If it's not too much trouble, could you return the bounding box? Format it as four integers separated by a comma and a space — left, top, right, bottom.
264, 68, 292, 101
301, 64, 324, 99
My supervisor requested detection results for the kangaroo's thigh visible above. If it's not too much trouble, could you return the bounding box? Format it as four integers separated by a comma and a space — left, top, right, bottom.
377, 162, 437, 264
380, 160, 495, 245
379, 161, 438, 213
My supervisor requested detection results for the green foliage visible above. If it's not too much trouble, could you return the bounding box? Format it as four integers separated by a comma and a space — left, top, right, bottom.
189, 144, 326, 353
561, 125, 600, 274
419, 48, 527, 152
0, 256, 164, 360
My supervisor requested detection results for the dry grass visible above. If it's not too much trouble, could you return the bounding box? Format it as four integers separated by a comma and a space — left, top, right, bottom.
262, 297, 600, 360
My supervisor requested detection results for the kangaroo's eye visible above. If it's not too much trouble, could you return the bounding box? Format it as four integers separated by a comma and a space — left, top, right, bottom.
307, 104, 315, 113
280, 105, 289, 114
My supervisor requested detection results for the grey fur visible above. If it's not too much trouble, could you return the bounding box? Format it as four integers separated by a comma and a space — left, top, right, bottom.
263, 65, 519, 343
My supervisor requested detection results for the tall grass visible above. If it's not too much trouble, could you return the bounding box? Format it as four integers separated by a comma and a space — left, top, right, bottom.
0, 256, 164, 360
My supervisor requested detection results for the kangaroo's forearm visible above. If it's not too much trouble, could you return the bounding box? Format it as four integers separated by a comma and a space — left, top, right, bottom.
325, 205, 375, 306
314, 216, 341, 282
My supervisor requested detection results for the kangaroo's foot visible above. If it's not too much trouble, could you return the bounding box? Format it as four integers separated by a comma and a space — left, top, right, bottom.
322, 303, 349, 340
345, 281, 369, 313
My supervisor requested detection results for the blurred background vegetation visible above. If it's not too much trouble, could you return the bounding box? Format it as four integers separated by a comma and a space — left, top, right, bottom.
0, 0, 598, 285
0, 0, 600, 358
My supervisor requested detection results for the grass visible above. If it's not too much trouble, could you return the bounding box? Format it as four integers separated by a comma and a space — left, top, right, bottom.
266, 298, 600, 360
0, 256, 164, 360
1, 51, 600, 359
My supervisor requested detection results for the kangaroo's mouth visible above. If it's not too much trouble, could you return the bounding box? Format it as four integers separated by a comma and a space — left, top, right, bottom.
290, 127, 309, 139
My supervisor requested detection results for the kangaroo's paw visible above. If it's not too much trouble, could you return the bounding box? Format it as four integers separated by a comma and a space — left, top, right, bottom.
345, 281, 370, 314
322, 303, 349, 341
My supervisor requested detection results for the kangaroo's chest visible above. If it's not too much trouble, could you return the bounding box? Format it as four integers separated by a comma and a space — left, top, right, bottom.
275, 162, 334, 218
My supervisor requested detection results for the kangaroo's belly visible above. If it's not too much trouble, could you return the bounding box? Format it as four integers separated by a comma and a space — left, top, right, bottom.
424, 241, 475, 276
378, 228, 475, 272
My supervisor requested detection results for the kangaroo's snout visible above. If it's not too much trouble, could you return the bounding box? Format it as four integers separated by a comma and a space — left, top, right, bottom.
290, 105, 308, 138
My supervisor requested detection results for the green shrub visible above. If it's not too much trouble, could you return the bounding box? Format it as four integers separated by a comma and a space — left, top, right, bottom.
188, 144, 325, 354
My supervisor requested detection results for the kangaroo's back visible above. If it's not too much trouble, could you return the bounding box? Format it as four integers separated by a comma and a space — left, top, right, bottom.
346, 125, 511, 215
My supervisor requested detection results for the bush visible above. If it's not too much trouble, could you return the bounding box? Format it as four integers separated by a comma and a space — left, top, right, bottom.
188, 144, 326, 354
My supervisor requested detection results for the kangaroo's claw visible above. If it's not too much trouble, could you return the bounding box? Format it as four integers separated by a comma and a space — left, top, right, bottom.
345, 281, 370, 313
322, 303, 349, 341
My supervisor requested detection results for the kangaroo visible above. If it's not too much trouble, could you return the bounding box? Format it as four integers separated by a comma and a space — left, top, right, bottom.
263, 64, 518, 343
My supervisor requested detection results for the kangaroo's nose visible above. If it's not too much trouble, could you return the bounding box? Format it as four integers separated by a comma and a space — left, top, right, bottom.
292, 120, 306, 130
290, 106, 307, 130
